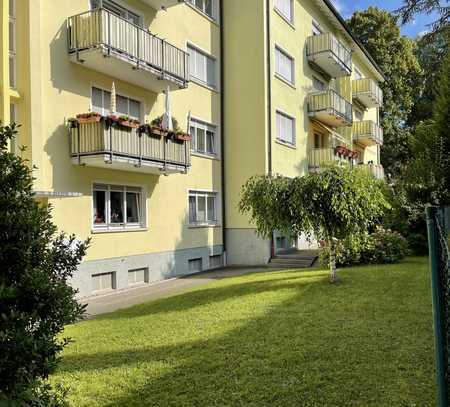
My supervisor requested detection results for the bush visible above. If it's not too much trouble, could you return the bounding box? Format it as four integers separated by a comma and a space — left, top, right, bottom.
319, 228, 409, 268
0, 123, 89, 405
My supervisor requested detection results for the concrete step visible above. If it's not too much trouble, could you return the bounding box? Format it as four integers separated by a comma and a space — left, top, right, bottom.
268, 256, 318, 269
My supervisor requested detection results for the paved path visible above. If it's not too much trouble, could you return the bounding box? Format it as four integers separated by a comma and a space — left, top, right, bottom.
84, 267, 266, 317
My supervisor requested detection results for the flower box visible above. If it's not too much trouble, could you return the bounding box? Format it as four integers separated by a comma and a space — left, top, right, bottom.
174, 133, 192, 141
76, 112, 102, 124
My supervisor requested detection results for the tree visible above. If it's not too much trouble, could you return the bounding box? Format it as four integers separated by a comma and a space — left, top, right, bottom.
239, 166, 389, 282
347, 8, 422, 177
0, 123, 89, 405
396, 0, 450, 38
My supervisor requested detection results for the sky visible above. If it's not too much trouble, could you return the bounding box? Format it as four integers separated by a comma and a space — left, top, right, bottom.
329, 0, 438, 37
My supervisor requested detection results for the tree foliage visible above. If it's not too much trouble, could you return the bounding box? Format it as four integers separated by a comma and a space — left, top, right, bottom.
239, 166, 389, 281
0, 124, 89, 405
347, 8, 422, 176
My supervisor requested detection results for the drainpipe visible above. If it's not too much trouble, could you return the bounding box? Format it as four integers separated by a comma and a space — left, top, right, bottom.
265, 0, 275, 259
219, 0, 227, 261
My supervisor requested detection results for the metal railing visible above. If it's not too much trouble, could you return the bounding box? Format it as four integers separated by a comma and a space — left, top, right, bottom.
70, 119, 191, 171
352, 78, 383, 106
308, 89, 353, 125
308, 148, 350, 168
67, 8, 189, 87
306, 33, 352, 74
357, 163, 385, 179
353, 120, 384, 145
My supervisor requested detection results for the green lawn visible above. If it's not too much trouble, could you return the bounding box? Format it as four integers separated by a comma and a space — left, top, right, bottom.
53, 257, 436, 406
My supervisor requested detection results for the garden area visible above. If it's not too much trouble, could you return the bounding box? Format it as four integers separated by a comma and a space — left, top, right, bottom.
52, 257, 435, 406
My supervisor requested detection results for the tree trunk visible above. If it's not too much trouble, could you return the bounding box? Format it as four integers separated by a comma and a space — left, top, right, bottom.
329, 241, 338, 283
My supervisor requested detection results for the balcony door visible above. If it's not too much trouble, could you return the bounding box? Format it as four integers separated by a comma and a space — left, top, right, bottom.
91, 0, 141, 26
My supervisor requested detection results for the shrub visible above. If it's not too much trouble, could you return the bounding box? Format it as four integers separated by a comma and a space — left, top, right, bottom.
319, 228, 409, 268
0, 123, 89, 405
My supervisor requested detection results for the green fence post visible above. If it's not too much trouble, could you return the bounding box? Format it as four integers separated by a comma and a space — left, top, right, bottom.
426, 205, 448, 407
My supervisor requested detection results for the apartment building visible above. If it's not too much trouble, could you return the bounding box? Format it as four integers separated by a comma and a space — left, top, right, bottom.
0, 0, 384, 296
224, 0, 385, 265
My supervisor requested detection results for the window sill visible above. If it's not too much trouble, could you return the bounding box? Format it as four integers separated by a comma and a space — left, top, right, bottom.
191, 151, 220, 161
190, 78, 220, 93
92, 227, 148, 234
188, 223, 222, 229
274, 73, 296, 89
275, 139, 297, 150
185, 2, 220, 26
273, 7, 295, 30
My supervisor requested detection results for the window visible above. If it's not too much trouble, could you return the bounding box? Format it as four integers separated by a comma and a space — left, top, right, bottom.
188, 45, 217, 88
189, 191, 218, 225
91, 0, 141, 25
93, 184, 144, 231
209, 254, 222, 269
275, 46, 294, 85
92, 87, 141, 120
354, 109, 364, 121
312, 76, 326, 92
128, 268, 148, 285
354, 68, 363, 80
276, 111, 295, 145
314, 133, 326, 148
9, 0, 16, 88
188, 258, 203, 272
186, 0, 217, 20
92, 272, 115, 292
312, 19, 322, 36
190, 119, 217, 156
274, 0, 293, 23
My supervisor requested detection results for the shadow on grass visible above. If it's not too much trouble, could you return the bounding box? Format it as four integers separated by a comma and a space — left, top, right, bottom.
57, 260, 435, 406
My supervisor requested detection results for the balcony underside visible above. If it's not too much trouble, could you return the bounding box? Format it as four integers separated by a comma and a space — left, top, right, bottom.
69, 47, 185, 93
71, 153, 188, 175
308, 51, 351, 78
141, 0, 183, 10
353, 92, 381, 109
353, 135, 378, 147
309, 109, 352, 128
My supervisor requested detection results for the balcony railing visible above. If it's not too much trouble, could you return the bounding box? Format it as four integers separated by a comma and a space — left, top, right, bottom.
357, 164, 385, 180
67, 9, 189, 92
308, 148, 351, 170
69, 119, 191, 174
308, 89, 353, 127
306, 33, 352, 78
352, 78, 383, 108
353, 120, 383, 146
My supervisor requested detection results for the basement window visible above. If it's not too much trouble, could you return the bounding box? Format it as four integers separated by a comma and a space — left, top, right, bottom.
92, 272, 115, 292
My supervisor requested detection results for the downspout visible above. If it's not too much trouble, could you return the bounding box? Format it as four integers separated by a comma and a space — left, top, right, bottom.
265, 0, 275, 259
219, 0, 227, 259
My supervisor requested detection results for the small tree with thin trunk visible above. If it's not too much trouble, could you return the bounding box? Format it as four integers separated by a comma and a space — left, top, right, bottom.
239, 165, 389, 282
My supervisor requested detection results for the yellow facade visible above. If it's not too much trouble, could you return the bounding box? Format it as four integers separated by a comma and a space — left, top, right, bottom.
1, 0, 384, 294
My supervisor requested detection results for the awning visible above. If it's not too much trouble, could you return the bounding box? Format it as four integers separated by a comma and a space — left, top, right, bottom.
311, 120, 349, 145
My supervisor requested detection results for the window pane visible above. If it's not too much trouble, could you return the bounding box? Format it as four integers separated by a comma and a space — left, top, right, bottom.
206, 56, 215, 87
117, 95, 128, 116
207, 196, 215, 221
92, 87, 103, 114
313, 77, 325, 91
275, 48, 293, 83
275, 0, 292, 21
205, 0, 213, 18
196, 128, 205, 153
206, 130, 215, 154
93, 190, 106, 224
126, 192, 140, 223
129, 99, 140, 120
189, 196, 196, 223
9, 0, 15, 17
188, 47, 195, 78
195, 51, 206, 81
197, 196, 206, 222
9, 21, 14, 53
9, 56, 15, 88
195, 0, 203, 9
190, 126, 196, 150
276, 112, 294, 144
110, 191, 124, 223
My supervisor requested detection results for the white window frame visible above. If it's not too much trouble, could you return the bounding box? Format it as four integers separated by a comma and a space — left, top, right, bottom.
9, 0, 16, 89
92, 183, 146, 232
186, 0, 218, 21
276, 110, 296, 146
312, 19, 323, 36
275, 45, 295, 86
91, 86, 142, 120
187, 43, 218, 90
189, 117, 218, 158
188, 190, 219, 226
274, 0, 293, 24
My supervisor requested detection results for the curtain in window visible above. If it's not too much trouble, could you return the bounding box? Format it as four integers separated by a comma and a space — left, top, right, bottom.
276, 112, 294, 144
275, 48, 293, 83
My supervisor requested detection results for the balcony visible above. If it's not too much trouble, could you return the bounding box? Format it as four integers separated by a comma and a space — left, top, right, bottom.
69, 118, 191, 174
357, 164, 385, 180
306, 33, 352, 78
67, 9, 189, 92
352, 78, 383, 108
308, 89, 353, 127
308, 148, 351, 170
140, 0, 184, 10
353, 120, 383, 146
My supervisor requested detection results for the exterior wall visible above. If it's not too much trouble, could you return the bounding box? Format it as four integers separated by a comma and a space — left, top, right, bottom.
226, 229, 270, 266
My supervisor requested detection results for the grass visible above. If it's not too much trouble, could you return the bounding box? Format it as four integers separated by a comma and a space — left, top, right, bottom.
52, 257, 436, 406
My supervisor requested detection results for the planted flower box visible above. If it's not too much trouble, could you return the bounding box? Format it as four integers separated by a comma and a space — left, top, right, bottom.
76, 112, 102, 124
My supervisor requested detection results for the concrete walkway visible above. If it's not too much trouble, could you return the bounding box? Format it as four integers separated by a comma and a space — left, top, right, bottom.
84, 267, 266, 317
